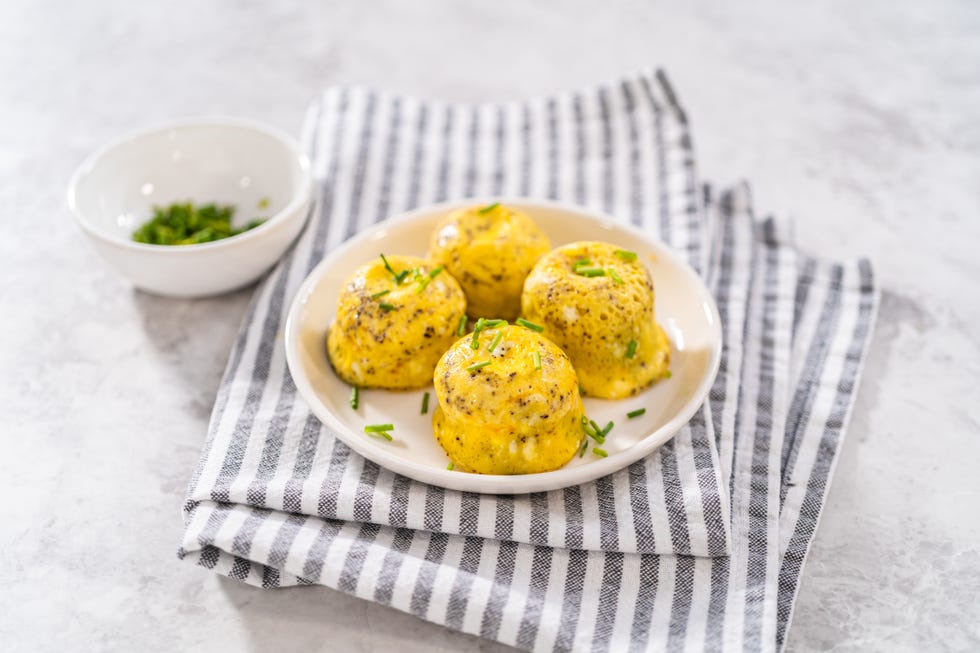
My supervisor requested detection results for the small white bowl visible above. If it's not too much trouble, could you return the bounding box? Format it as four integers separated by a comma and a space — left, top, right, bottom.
68, 118, 312, 298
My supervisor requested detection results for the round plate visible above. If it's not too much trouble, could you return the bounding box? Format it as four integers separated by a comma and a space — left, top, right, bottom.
284, 198, 721, 494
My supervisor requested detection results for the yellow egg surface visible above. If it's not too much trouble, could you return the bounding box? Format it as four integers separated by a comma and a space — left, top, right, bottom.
521, 241, 671, 399
433, 325, 586, 474
429, 203, 550, 321
327, 255, 466, 390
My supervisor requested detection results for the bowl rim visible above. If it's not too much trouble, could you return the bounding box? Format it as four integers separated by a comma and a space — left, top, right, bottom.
66, 116, 313, 254
283, 196, 724, 494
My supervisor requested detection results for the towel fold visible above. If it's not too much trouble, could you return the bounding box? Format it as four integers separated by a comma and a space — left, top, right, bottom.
179, 70, 878, 653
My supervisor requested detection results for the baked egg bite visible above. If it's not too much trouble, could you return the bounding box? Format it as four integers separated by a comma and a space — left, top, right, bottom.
429, 203, 550, 321
521, 242, 670, 399
326, 254, 466, 390
433, 324, 585, 474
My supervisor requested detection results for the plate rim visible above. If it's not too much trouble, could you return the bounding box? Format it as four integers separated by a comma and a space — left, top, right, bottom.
284, 197, 722, 495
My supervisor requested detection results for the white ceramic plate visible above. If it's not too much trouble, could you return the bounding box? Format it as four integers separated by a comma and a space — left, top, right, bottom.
284, 199, 721, 494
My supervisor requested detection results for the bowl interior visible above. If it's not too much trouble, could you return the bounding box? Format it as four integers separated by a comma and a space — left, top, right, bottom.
286, 200, 721, 494
70, 120, 307, 242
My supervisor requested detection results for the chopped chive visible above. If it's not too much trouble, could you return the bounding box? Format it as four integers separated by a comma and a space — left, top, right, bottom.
588, 431, 605, 444
370, 289, 390, 299
364, 423, 394, 432
601, 421, 614, 436
379, 302, 395, 312
421, 391, 430, 415
579, 384, 585, 396
608, 268, 624, 285
429, 265, 444, 279
367, 430, 393, 441
615, 249, 638, 262
625, 340, 638, 359
576, 267, 606, 277
470, 317, 486, 349
487, 331, 503, 353
664, 370, 672, 378
380, 253, 396, 275
627, 408, 646, 419
593, 447, 609, 458
349, 386, 359, 410
588, 420, 606, 442
582, 419, 598, 438
394, 269, 410, 285
477, 202, 500, 214
482, 318, 507, 327
447, 462, 455, 470
516, 318, 544, 332
579, 439, 588, 458
572, 258, 591, 268
457, 315, 468, 336
532, 350, 542, 370
466, 360, 491, 372
415, 276, 432, 293
589, 419, 602, 435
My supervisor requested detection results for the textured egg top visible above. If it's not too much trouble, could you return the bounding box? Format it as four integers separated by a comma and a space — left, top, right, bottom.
326, 254, 467, 390
434, 325, 579, 430
429, 204, 550, 320
521, 241, 670, 398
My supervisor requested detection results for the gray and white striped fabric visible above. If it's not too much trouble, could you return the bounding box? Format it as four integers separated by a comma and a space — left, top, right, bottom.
179, 71, 878, 652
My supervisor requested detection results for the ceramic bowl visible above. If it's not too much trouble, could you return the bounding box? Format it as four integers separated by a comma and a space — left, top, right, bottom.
68, 118, 312, 298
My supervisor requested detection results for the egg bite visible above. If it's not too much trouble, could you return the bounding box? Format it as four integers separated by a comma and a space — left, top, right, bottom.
520, 241, 671, 399
429, 203, 550, 321
433, 324, 585, 474
327, 254, 466, 390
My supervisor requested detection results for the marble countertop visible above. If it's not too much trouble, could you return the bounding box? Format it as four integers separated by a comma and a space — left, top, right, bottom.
2, 0, 978, 650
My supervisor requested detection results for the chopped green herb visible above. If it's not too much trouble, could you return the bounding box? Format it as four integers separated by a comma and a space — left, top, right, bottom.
429, 265, 444, 279
457, 315, 468, 337
466, 360, 491, 372
614, 249, 638, 262
487, 331, 503, 353
349, 386, 359, 410
364, 423, 394, 432
579, 385, 585, 396
257, 197, 270, 210
608, 269, 624, 285
532, 350, 542, 370
482, 319, 508, 327
582, 418, 598, 438
601, 421, 614, 436
370, 289, 390, 299
593, 447, 609, 458
394, 269, 410, 285
470, 318, 486, 349
421, 392, 430, 415
664, 370, 672, 379
576, 267, 606, 277
572, 258, 591, 268
516, 318, 544, 332
590, 419, 603, 436
132, 202, 265, 245
447, 462, 455, 470
380, 253, 396, 275
415, 276, 432, 293
627, 408, 646, 419
477, 202, 500, 214
379, 302, 396, 312
625, 340, 638, 359
579, 439, 589, 458
367, 430, 393, 441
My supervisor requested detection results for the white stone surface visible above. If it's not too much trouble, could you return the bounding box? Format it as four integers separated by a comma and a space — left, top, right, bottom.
1, 0, 978, 651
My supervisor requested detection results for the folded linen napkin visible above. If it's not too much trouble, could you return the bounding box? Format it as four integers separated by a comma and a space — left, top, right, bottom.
178, 71, 878, 652
181, 71, 731, 559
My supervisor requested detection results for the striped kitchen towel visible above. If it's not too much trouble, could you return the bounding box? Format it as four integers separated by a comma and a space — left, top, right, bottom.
178, 71, 878, 652
181, 70, 732, 559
